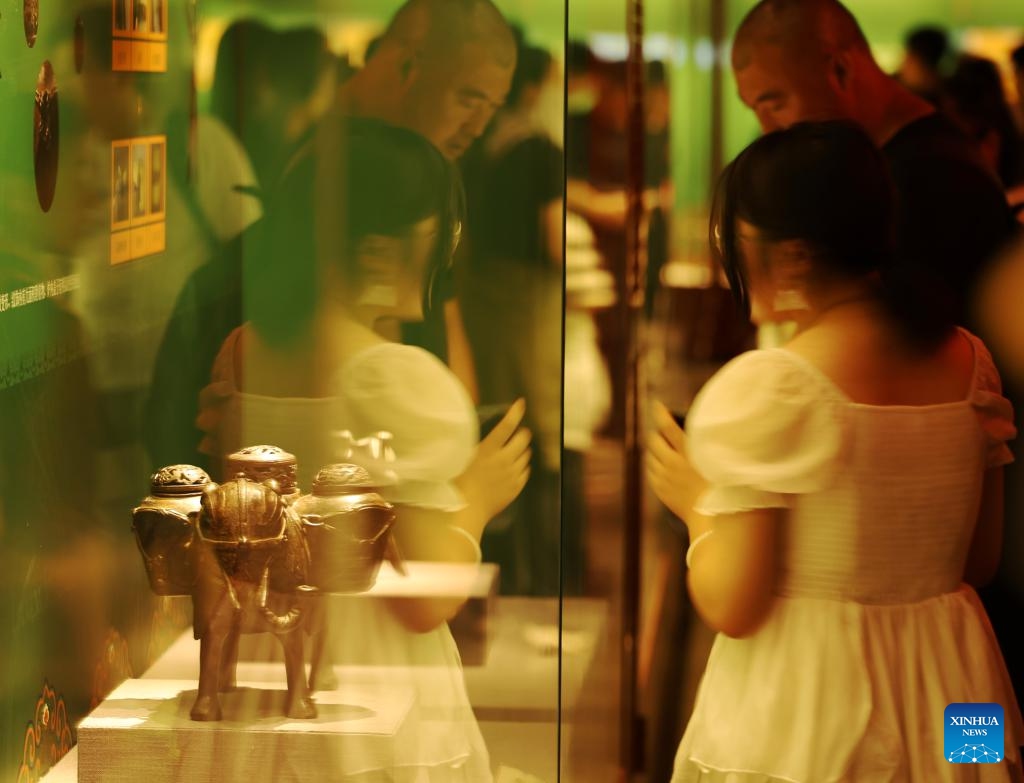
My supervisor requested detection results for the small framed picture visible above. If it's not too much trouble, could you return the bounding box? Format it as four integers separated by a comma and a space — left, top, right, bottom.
130, 141, 149, 222
151, 0, 166, 36
112, 0, 130, 34
149, 140, 165, 217
111, 141, 131, 229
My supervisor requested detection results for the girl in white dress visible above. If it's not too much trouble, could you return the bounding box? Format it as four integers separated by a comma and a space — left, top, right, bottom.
197, 116, 531, 781
648, 121, 1023, 782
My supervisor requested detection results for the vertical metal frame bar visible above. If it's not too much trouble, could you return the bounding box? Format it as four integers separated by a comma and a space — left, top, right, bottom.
621, 0, 646, 776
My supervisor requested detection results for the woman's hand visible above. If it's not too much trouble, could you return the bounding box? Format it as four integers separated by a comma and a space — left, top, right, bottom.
646, 400, 706, 525
454, 399, 532, 535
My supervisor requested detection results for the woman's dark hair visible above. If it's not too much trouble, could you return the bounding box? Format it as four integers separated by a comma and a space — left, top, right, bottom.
710, 120, 953, 349
245, 116, 464, 346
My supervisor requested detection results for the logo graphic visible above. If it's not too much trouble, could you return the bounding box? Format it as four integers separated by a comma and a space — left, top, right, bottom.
945, 703, 1004, 763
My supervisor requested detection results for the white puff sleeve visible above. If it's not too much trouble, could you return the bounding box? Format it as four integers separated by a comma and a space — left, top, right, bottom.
685, 350, 847, 515
965, 331, 1016, 469
335, 343, 479, 511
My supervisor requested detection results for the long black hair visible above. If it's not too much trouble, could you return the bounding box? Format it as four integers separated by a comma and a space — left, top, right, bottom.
710, 120, 954, 349
244, 116, 464, 347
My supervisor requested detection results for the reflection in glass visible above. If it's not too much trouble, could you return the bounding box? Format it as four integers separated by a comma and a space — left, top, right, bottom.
33, 61, 59, 213
1, 0, 568, 779
461, 31, 564, 597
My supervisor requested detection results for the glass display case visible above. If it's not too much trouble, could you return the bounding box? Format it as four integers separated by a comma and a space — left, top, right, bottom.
2, 0, 1022, 781
1, 1, 580, 780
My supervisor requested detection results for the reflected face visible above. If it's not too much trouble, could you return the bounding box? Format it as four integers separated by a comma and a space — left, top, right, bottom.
394, 215, 440, 320
735, 45, 843, 133
400, 42, 513, 159
735, 220, 788, 325
736, 222, 771, 324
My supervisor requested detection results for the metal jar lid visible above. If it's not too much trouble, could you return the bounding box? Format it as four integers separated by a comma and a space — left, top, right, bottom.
226, 445, 298, 496
310, 464, 380, 497
149, 464, 212, 497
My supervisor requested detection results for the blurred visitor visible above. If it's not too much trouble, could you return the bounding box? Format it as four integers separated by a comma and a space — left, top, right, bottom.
339, 0, 518, 401
208, 22, 337, 190
566, 53, 667, 436
897, 25, 953, 105
941, 54, 1024, 192
145, 1, 523, 477
143, 20, 330, 473
459, 32, 563, 594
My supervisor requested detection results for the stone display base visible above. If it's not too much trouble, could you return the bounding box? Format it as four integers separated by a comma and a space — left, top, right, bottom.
77, 676, 413, 782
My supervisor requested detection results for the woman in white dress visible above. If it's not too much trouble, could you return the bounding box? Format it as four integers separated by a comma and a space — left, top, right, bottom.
648, 121, 1023, 782
197, 116, 531, 781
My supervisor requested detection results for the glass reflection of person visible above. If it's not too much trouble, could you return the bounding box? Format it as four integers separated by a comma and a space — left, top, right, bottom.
896, 26, 951, 106
196, 119, 520, 780
340, 0, 518, 404
208, 23, 337, 193
459, 37, 565, 594
145, 3, 529, 546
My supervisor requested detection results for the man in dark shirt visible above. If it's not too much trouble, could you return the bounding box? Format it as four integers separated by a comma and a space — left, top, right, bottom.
338, 0, 516, 393
730, 0, 1014, 329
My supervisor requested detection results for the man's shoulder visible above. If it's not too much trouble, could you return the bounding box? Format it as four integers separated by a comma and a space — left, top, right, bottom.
883, 112, 981, 167
883, 113, 1006, 203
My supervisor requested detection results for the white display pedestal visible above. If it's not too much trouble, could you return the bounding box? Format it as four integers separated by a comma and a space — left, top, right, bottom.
77, 676, 413, 783
42, 595, 610, 782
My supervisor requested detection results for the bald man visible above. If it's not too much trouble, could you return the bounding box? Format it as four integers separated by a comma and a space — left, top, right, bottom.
731, 0, 1014, 328
144, 0, 517, 470
336, 0, 518, 400
341, 0, 516, 161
